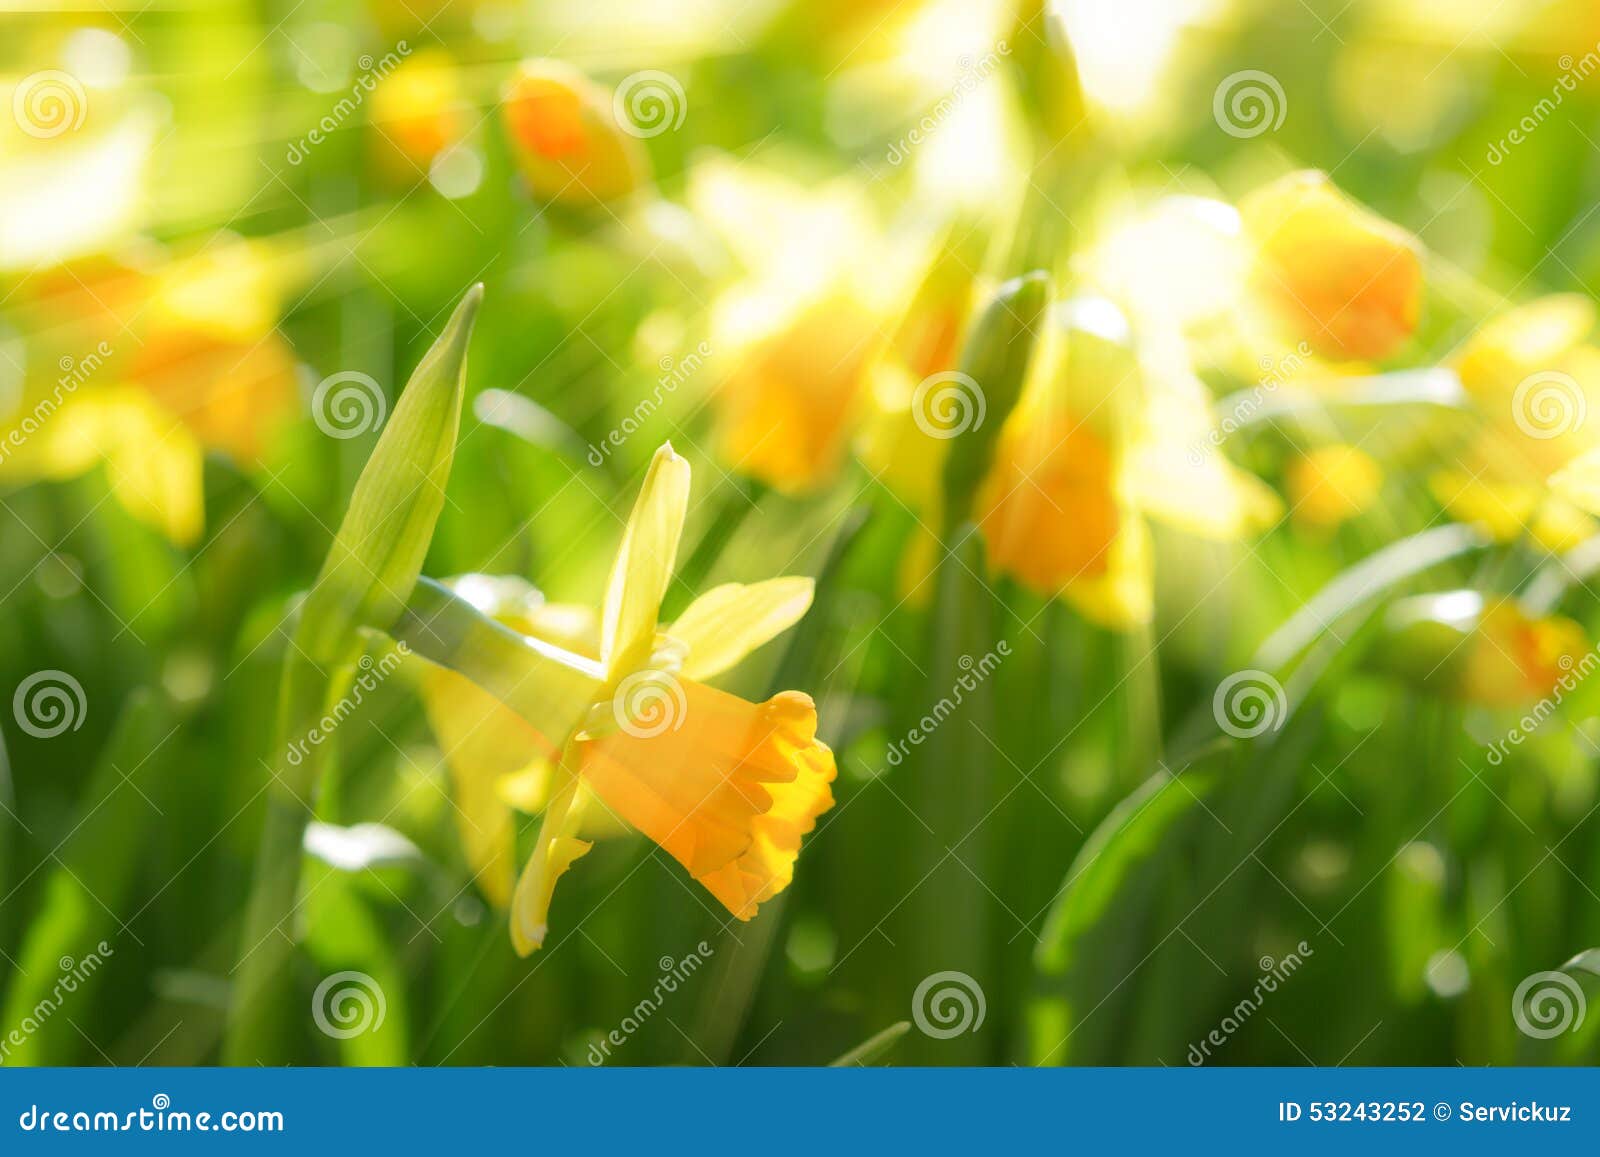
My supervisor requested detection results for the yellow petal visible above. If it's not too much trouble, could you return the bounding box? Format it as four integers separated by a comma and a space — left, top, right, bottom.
509, 768, 593, 956
1550, 448, 1600, 517
418, 663, 555, 908
579, 681, 834, 918
501, 59, 649, 205
1455, 295, 1595, 398
601, 442, 690, 674
1241, 170, 1423, 363
671, 577, 814, 680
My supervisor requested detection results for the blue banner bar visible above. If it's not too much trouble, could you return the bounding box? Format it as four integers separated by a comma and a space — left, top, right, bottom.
2, 1068, 1596, 1152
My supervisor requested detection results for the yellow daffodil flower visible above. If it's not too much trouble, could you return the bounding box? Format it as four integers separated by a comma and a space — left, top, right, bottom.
1240, 170, 1424, 363
976, 299, 1278, 629
1433, 296, 1600, 550
693, 157, 912, 492
0, 238, 299, 545
1384, 592, 1587, 708
501, 60, 649, 205
418, 444, 835, 954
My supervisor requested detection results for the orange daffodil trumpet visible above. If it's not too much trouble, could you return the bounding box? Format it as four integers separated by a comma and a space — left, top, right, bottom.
418, 443, 836, 954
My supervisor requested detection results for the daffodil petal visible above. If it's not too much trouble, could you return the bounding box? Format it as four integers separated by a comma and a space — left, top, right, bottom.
601, 442, 691, 674
510, 769, 592, 956
1550, 448, 1600, 517
671, 577, 815, 680
418, 662, 554, 908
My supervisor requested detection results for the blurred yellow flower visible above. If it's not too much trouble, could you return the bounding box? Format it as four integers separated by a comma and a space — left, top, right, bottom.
694, 157, 908, 491
1240, 171, 1424, 363
370, 48, 467, 171
418, 444, 835, 953
501, 59, 649, 204
976, 300, 1277, 629
1432, 296, 1600, 549
1286, 444, 1383, 532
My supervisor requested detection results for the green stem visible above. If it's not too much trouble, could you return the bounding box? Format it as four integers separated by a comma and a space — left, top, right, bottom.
223, 651, 336, 1065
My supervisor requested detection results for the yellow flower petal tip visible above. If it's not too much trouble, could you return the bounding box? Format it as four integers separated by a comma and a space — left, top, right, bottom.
1241, 170, 1423, 363
501, 59, 650, 205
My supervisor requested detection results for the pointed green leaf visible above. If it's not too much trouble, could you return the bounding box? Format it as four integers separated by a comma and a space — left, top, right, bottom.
298, 284, 484, 664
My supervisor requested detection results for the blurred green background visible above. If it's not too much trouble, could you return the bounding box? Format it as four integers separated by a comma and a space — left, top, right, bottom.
3, 0, 1600, 1066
